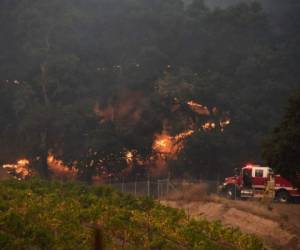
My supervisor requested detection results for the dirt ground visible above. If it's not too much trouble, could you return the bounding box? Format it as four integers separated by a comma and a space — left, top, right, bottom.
161, 184, 300, 250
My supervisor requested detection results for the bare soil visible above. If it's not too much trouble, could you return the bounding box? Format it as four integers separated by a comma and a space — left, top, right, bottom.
161, 184, 300, 250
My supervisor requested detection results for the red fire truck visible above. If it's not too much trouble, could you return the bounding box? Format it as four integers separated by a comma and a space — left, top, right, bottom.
220, 164, 300, 203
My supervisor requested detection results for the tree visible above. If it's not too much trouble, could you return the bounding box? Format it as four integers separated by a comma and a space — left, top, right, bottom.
263, 90, 300, 187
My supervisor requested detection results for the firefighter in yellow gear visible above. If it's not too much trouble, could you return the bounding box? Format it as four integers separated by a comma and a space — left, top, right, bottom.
262, 173, 275, 208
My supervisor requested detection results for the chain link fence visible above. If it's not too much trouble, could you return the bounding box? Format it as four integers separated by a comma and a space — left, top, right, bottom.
108, 179, 220, 199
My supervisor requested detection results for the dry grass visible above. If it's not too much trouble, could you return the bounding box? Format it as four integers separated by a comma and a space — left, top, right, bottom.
166, 182, 284, 222
166, 181, 209, 202
162, 182, 300, 250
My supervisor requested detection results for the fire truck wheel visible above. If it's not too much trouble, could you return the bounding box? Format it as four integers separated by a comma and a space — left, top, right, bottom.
225, 185, 238, 200
275, 190, 290, 203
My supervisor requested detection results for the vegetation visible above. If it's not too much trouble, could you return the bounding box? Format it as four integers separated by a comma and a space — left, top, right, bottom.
0, 0, 299, 179
0, 179, 263, 249
263, 90, 300, 187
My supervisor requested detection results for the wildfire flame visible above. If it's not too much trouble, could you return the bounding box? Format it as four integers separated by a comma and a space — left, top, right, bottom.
153, 133, 174, 154
47, 153, 78, 179
126, 151, 133, 161
187, 100, 210, 116
17, 159, 30, 166
31, 95, 232, 180
174, 130, 194, 141
125, 150, 134, 168
153, 130, 194, 155
187, 100, 231, 132
3, 159, 31, 179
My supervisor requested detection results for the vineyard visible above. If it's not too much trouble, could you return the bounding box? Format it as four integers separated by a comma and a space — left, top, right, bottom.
0, 179, 262, 249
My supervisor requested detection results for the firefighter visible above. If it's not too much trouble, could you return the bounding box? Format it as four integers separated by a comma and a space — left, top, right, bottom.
243, 170, 252, 189
262, 172, 275, 208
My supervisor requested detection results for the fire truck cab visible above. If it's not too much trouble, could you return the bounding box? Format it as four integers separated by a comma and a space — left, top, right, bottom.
220, 164, 300, 203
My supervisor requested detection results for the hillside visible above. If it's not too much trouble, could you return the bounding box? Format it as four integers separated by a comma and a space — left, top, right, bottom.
0, 179, 262, 249
164, 197, 300, 249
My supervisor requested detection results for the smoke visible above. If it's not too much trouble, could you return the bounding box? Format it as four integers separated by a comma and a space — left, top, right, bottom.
203, 0, 300, 33
94, 90, 145, 128
203, 0, 296, 9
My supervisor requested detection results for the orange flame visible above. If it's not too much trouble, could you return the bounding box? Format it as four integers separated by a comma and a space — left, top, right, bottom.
17, 159, 30, 166
3, 159, 31, 179
174, 130, 194, 141
202, 122, 216, 131
153, 133, 174, 154
47, 153, 78, 179
220, 118, 231, 128
153, 130, 194, 155
125, 150, 134, 168
187, 100, 210, 116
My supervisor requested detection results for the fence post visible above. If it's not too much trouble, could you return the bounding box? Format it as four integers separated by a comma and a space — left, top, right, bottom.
147, 178, 150, 197
166, 178, 169, 195
157, 180, 160, 199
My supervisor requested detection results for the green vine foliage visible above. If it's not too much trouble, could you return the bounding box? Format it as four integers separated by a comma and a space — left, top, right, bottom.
0, 179, 263, 249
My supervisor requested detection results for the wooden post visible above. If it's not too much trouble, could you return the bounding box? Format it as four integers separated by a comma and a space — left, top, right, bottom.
147, 178, 150, 197
84, 223, 104, 250
166, 178, 169, 195
157, 180, 160, 199
93, 225, 104, 250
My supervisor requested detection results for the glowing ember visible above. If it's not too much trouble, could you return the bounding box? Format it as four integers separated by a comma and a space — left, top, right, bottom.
187, 100, 210, 116
220, 118, 231, 128
126, 151, 133, 160
174, 130, 194, 141
202, 122, 216, 131
125, 150, 134, 167
3, 159, 31, 179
